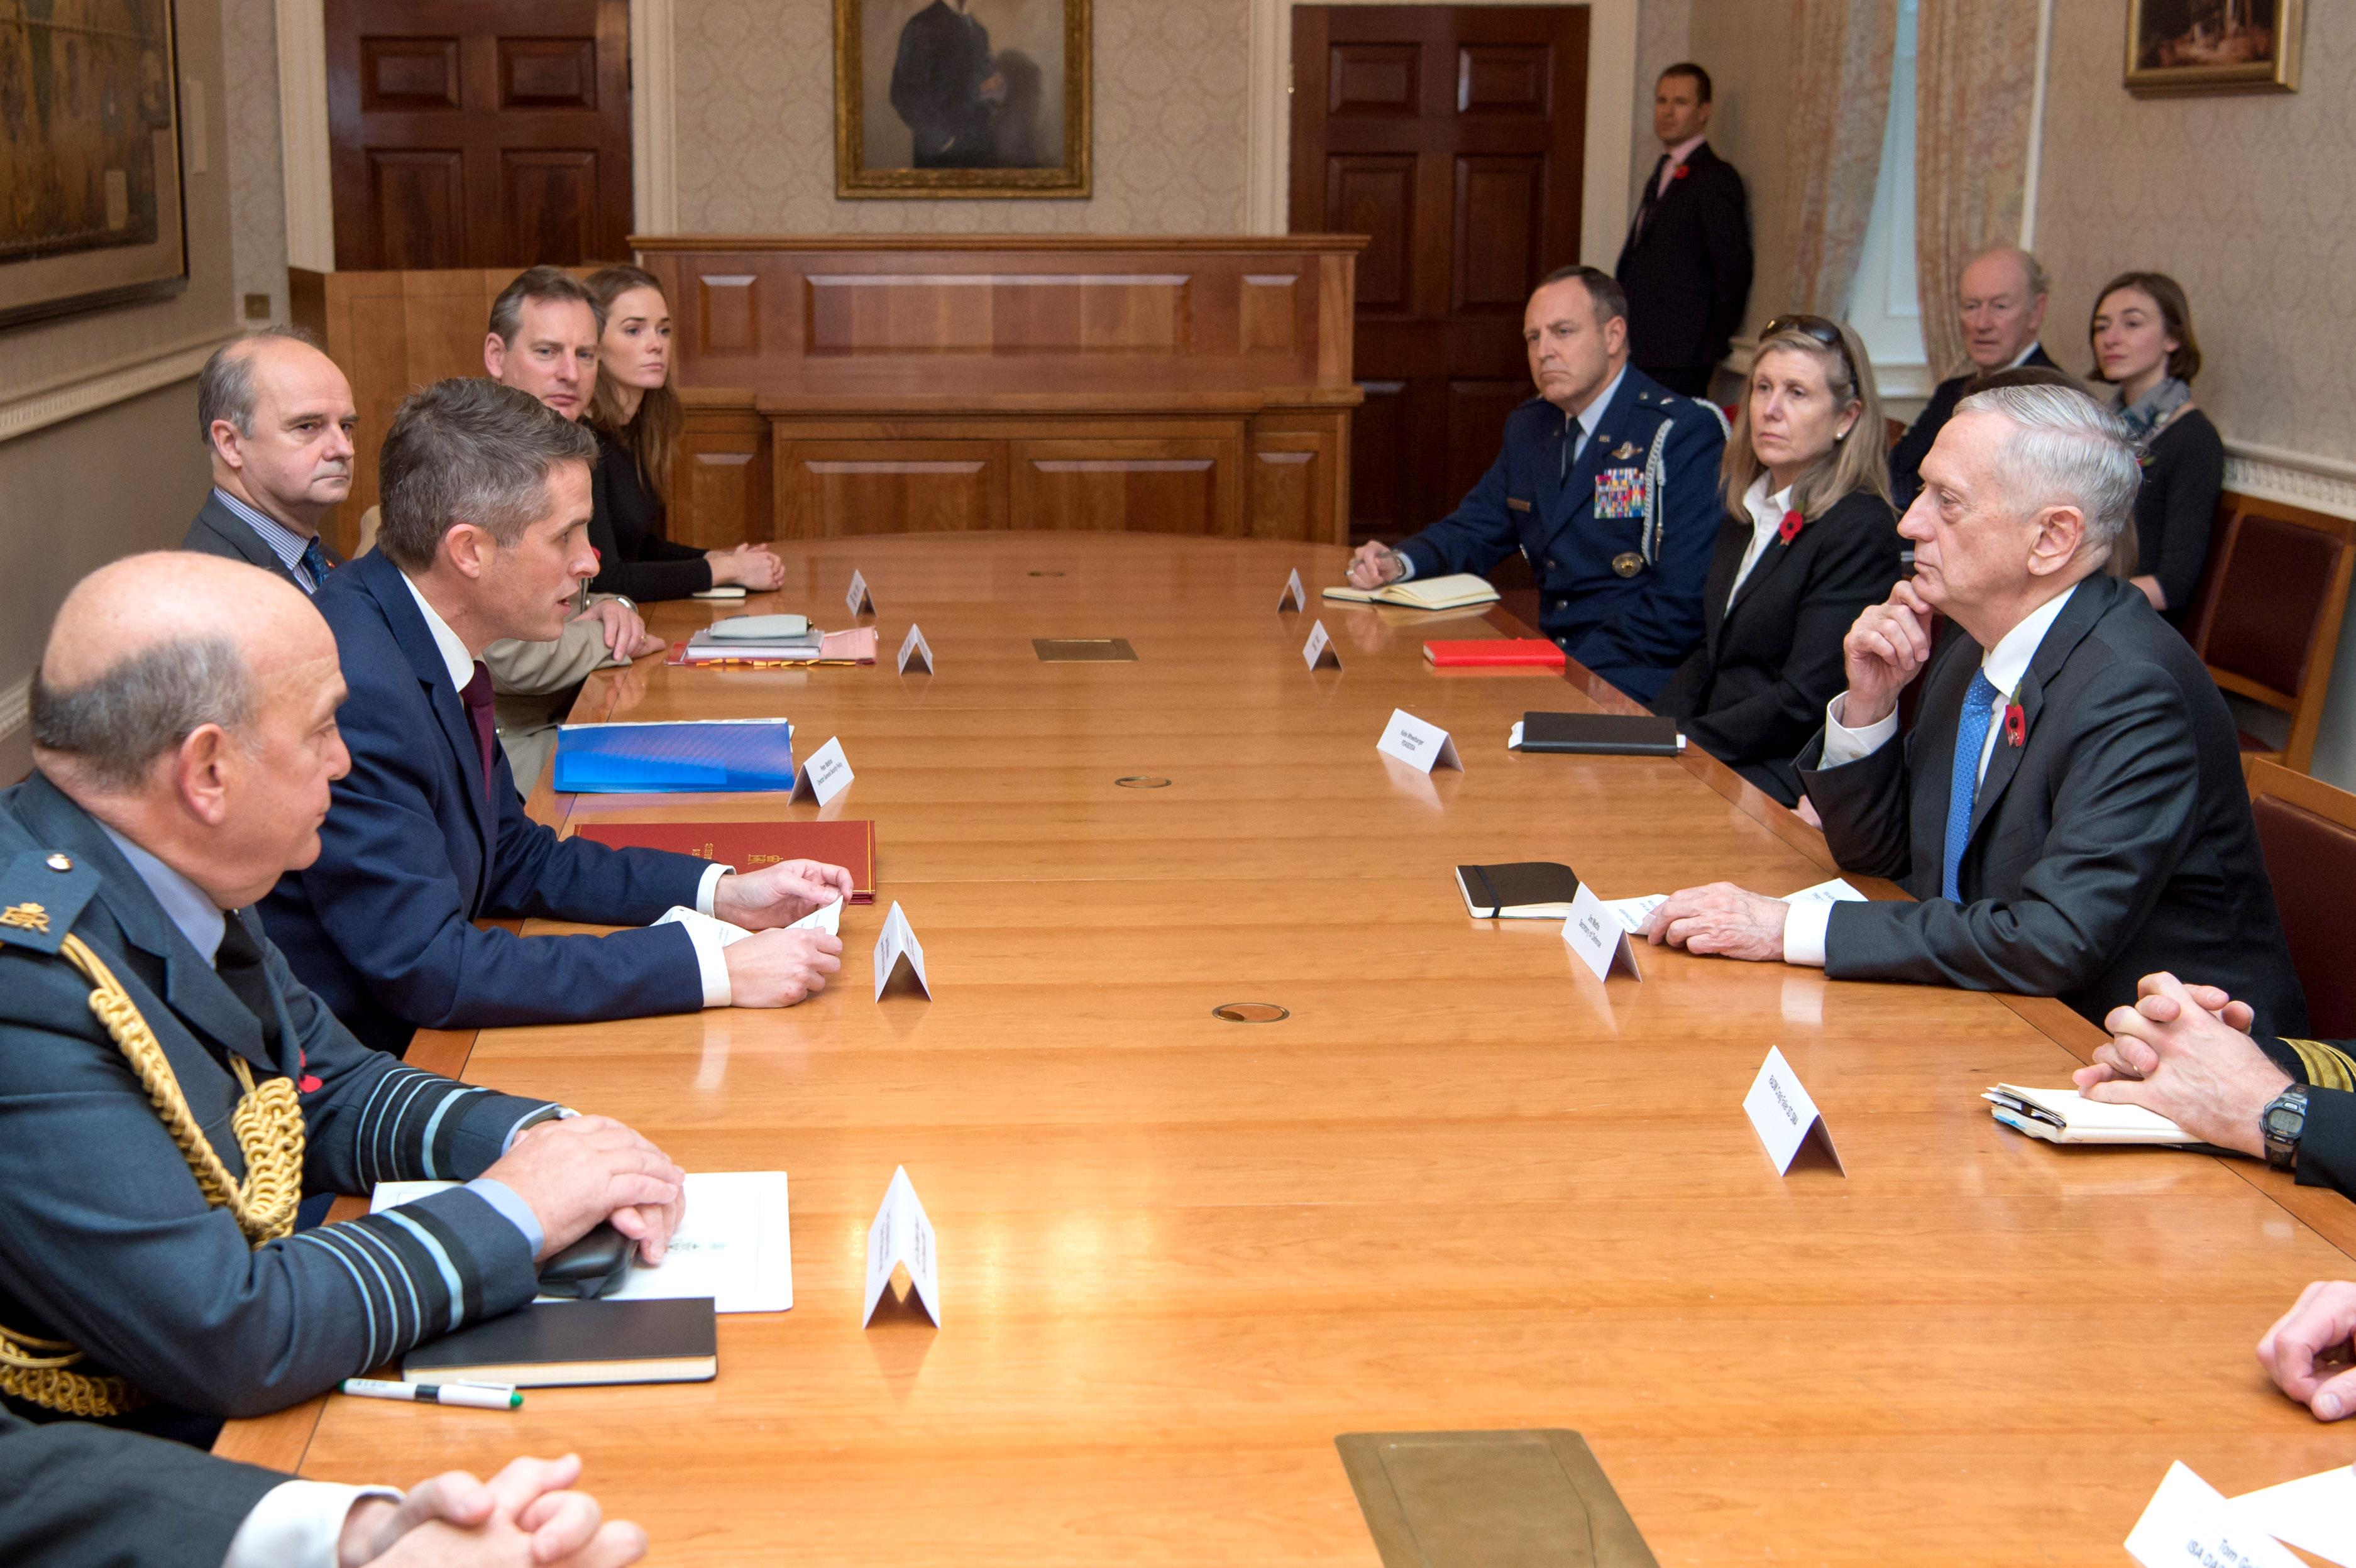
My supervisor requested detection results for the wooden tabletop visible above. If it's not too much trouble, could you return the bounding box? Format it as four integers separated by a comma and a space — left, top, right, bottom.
224, 533, 2356, 1565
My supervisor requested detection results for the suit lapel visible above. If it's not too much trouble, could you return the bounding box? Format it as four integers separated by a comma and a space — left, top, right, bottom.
1697, 516, 1748, 662
1724, 524, 1803, 628
1548, 373, 1645, 542
355, 553, 497, 898
1962, 577, 2115, 845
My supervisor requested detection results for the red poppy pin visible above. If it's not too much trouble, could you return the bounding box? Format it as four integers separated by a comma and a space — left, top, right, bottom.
1777, 508, 1803, 544
2003, 702, 2027, 748
297, 1048, 322, 1095
1673, 163, 1691, 181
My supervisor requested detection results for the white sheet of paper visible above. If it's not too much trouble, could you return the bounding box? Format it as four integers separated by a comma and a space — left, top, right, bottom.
2129, 1463, 2306, 1568
654, 904, 754, 948
2232, 1466, 2356, 1565
1302, 619, 1337, 669
1375, 708, 1463, 774
791, 735, 854, 806
862, 1165, 940, 1326
1507, 720, 1523, 749
897, 623, 933, 673
1279, 569, 1307, 611
1561, 882, 1642, 982
1787, 877, 1868, 906
872, 900, 932, 1001
789, 898, 843, 936
1601, 893, 1667, 934
373, 1171, 792, 1313
845, 569, 873, 615
1743, 1045, 1844, 1175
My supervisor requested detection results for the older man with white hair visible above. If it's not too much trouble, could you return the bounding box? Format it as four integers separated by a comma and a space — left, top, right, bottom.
1888, 246, 2058, 512
1643, 384, 2308, 1033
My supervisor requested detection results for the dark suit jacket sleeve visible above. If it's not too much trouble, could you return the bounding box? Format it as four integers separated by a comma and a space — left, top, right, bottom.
2256, 1036, 2356, 1202
1679, 499, 1902, 765
1702, 165, 1753, 357
1817, 660, 2204, 995
1565, 410, 1724, 679
0, 1410, 283, 1567
300, 681, 708, 1033
2149, 416, 2225, 613
1395, 443, 1521, 580
1797, 718, 1915, 880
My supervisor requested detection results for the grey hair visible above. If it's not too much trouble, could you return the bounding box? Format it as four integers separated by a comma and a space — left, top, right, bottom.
373, 378, 599, 571
1969, 244, 2050, 301
1953, 383, 2140, 550
195, 324, 321, 450
30, 638, 256, 790
487, 266, 604, 346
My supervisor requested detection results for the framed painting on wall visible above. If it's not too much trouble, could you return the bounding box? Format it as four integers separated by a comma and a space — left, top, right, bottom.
0, 0, 189, 328
2126, 0, 2301, 96
834, 0, 1090, 198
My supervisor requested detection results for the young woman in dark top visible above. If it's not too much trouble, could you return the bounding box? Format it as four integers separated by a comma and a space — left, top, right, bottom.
2089, 270, 2221, 625
1653, 315, 1902, 805
584, 265, 784, 600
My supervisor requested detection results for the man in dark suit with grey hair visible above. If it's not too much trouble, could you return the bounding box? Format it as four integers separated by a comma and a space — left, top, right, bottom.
181, 327, 355, 595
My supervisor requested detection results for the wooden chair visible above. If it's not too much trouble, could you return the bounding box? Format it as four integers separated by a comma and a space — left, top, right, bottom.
1886, 415, 1907, 450
2245, 757, 2356, 1037
2186, 493, 2356, 774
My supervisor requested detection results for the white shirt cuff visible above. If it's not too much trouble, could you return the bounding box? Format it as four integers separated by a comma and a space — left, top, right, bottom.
1819, 691, 1900, 768
222, 1481, 401, 1568
1782, 900, 1832, 967
1392, 550, 1416, 582
694, 860, 731, 917
654, 904, 745, 1008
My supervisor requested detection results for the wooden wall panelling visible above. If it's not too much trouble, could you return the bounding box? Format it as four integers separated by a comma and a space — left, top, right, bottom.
776, 439, 1009, 538
1247, 410, 1348, 543
1010, 436, 1243, 535
673, 393, 770, 550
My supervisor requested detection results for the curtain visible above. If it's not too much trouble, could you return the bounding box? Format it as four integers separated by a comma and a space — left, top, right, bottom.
1913, 0, 2043, 377
1781, 0, 1898, 319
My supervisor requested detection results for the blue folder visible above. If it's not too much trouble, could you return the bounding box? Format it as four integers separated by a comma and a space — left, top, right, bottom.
552, 720, 798, 794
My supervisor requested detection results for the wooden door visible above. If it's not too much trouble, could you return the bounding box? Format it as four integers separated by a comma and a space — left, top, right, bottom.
1289, 6, 1586, 540
327, 0, 632, 271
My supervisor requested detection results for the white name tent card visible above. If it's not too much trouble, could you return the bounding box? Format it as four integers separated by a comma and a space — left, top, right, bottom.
862, 1165, 940, 1327
872, 900, 932, 1001
791, 736, 855, 806
897, 623, 934, 674
845, 569, 874, 615
2128, 1463, 2306, 1568
1278, 569, 1307, 612
1787, 877, 1868, 906
1302, 619, 1339, 671
1560, 882, 1642, 982
2232, 1466, 2356, 1565
1743, 1046, 1845, 1175
374, 1172, 793, 1313
1376, 708, 1462, 775
1601, 893, 1666, 935
789, 897, 843, 936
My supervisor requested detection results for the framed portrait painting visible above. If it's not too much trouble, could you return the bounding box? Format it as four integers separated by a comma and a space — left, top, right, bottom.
834, 0, 1090, 198
2126, 0, 2301, 96
0, 0, 189, 328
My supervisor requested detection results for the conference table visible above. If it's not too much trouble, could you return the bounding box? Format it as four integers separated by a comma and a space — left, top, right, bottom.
221, 533, 2356, 1565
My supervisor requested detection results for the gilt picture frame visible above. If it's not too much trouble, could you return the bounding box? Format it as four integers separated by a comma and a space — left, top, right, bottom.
834, 0, 1091, 199
2125, 0, 2301, 97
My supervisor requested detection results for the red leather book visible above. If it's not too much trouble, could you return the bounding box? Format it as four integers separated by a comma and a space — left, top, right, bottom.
571, 819, 876, 904
1422, 639, 1566, 669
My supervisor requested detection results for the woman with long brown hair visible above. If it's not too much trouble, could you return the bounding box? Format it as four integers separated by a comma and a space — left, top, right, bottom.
584, 265, 783, 599
2089, 270, 2220, 624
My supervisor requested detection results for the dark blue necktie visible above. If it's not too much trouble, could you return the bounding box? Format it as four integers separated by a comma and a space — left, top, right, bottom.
299, 537, 332, 595
1941, 669, 2000, 902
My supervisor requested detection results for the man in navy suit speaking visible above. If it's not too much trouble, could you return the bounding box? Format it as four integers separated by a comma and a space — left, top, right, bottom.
261, 380, 849, 1056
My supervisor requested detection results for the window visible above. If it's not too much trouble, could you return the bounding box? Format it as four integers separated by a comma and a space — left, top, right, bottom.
1844, 0, 1924, 378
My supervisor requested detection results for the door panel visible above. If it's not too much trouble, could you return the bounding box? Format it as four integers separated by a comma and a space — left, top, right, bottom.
328, 0, 631, 270
1291, 6, 1586, 542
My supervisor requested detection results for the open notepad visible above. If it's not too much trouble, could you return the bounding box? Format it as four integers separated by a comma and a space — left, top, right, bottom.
1323, 573, 1502, 611
1983, 1086, 2200, 1146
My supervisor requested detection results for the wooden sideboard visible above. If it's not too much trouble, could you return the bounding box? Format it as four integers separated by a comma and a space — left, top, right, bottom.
636, 236, 1365, 548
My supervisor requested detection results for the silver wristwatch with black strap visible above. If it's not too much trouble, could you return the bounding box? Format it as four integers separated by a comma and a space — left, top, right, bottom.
2261, 1085, 2309, 1171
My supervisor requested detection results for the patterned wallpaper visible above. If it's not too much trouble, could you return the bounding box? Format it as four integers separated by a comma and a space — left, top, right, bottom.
221, 0, 290, 322
2034, 3, 2356, 464
671, 0, 1251, 233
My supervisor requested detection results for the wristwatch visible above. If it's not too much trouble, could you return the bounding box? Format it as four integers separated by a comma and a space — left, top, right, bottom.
2261, 1085, 2309, 1171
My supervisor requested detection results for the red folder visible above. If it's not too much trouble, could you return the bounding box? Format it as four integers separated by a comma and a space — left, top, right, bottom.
1422, 639, 1566, 669
571, 819, 876, 904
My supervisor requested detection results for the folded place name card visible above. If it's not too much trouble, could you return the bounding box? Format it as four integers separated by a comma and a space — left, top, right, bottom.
789, 898, 842, 936
1302, 619, 1339, 671
2128, 1463, 2305, 1568
1279, 569, 1307, 612
862, 1165, 940, 1327
897, 623, 933, 674
1743, 1046, 1845, 1175
872, 900, 932, 1001
2230, 1464, 2356, 1565
1561, 882, 1642, 982
791, 736, 854, 806
845, 569, 874, 616
1376, 708, 1462, 775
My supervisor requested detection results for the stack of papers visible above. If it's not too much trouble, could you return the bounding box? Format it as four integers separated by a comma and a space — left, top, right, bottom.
1983, 1085, 2199, 1146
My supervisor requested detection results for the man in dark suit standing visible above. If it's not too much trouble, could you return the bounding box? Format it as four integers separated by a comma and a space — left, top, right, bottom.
890, 0, 1005, 168
1614, 63, 1753, 399
180, 328, 356, 596
1641, 385, 2307, 1034
260, 380, 850, 1058
1887, 247, 2056, 510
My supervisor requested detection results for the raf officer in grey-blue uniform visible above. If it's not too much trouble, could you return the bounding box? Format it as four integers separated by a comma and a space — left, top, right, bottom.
0, 551, 686, 1445
1347, 264, 1729, 703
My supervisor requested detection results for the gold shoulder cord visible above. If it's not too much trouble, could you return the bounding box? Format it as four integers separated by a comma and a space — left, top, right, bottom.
0, 934, 307, 1417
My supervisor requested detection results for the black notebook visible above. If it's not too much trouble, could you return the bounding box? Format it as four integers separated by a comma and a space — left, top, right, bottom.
1457, 861, 1583, 919
1517, 712, 1683, 757
403, 1297, 718, 1388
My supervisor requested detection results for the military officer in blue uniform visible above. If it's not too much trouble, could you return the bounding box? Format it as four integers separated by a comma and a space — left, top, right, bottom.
1347, 264, 1729, 703
0, 552, 686, 1445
